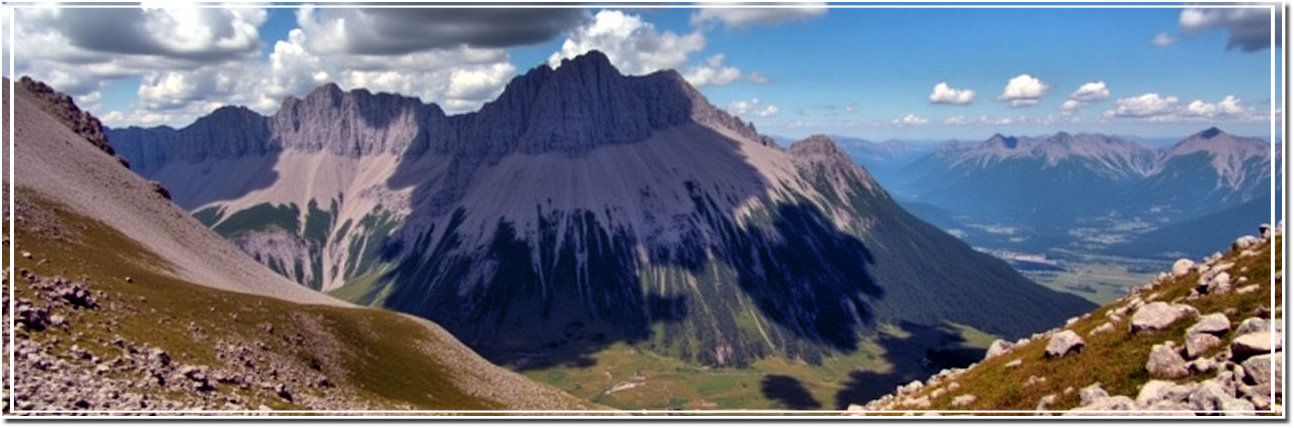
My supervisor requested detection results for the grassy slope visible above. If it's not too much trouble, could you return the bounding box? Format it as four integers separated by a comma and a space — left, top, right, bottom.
10, 191, 600, 413
519, 322, 998, 411
877, 233, 1280, 414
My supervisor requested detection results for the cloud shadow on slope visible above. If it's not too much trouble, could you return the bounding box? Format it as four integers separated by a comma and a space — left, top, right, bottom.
832, 321, 986, 410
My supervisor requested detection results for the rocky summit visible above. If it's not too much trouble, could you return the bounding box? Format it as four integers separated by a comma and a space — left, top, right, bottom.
107, 50, 1092, 368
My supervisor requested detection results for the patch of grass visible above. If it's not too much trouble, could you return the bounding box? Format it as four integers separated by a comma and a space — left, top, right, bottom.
884, 235, 1279, 413
11, 192, 598, 411
211, 202, 300, 237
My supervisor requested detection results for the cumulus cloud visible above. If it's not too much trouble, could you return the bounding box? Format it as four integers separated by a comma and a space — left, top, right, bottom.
10, 6, 268, 98
1151, 31, 1178, 47
1180, 6, 1278, 52
295, 7, 584, 55
1060, 81, 1110, 113
998, 74, 1049, 107
1102, 93, 1262, 122
891, 113, 929, 126
1182, 95, 1251, 118
1105, 93, 1181, 118
928, 82, 976, 105
944, 116, 974, 125
683, 54, 743, 87
690, 3, 827, 29
726, 98, 780, 118
548, 10, 706, 76
1070, 81, 1110, 102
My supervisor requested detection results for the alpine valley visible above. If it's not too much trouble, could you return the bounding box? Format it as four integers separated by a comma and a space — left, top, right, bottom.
105, 51, 1097, 409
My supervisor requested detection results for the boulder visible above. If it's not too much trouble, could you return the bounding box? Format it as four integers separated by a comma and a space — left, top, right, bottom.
1045, 330, 1085, 359
950, 394, 976, 407
1089, 322, 1115, 336
1188, 380, 1231, 412
1146, 343, 1189, 379
984, 339, 1013, 360
1079, 383, 1109, 406
1241, 352, 1282, 396
1075, 395, 1135, 411
1189, 357, 1218, 374
1136, 380, 1192, 407
1130, 302, 1199, 334
1260, 224, 1272, 240
1206, 272, 1233, 295
1233, 235, 1260, 250
1036, 394, 1057, 410
1231, 333, 1281, 361
1004, 358, 1022, 369
1172, 259, 1196, 277
1185, 333, 1222, 360
1187, 313, 1232, 337
1234, 318, 1270, 337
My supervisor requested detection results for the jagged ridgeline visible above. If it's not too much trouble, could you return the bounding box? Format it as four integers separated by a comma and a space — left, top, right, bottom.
108, 51, 1094, 367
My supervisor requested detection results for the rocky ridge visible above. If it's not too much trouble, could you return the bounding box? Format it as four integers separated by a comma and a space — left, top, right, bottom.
849, 222, 1283, 416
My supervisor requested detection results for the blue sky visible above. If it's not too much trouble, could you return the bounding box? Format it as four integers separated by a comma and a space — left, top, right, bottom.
7, 3, 1281, 142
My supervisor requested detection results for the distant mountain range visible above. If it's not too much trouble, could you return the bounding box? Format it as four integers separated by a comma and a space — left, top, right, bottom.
107, 51, 1092, 368
821, 128, 1274, 260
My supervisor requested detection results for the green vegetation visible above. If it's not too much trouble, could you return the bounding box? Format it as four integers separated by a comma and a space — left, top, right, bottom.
192, 206, 224, 228
883, 234, 1279, 413
211, 202, 300, 237
11, 193, 598, 412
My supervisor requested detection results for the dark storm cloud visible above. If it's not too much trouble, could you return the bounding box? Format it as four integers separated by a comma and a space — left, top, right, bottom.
302, 8, 589, 55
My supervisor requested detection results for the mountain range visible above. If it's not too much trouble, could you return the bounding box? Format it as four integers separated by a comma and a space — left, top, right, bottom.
107, 51, 1093, 369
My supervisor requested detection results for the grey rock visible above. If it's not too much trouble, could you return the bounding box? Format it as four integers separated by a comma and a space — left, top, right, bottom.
1036, 394, 1057, 410
1187, 313, 1231, 337
1185, 333, 1222, 360
984, 339, 1013, 360
1234, 318, 1270, 336
1079, 383, 1109, 406
1146, 343, 1189, 379
1206, 272, 1233, 295
1189, 357, 1218, 374
1089, 322, 1115, 336
950, 394, 976, 407
1189, 380, 1231, 412
1241, 352, 1281, 396
1075, 395, 1136, 411
1004, 358, 1022, 369
1231, 333, 1281, 361
1045, 330, 1085, 359
1130, 302, 1199, 334
1172, 259, 1196, 277
1233, 235, 1260, 250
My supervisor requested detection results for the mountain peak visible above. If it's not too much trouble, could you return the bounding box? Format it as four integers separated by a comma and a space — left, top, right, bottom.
789, 134, 845, 156
1199, 127, 1225, 139
555, 50, 617, 73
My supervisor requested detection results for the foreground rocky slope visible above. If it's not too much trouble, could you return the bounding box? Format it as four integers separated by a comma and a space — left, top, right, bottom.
2, 78, 601, 414
851, 223, 1283, 416
108, 51, 1093, 368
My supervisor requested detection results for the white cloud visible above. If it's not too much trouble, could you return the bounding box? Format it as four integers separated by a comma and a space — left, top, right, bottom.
1105, 93, 1180, 118
1151, 31, 1178, 47
726, 98, 780, 118
1180, 6, 1277, 52
928, 82, 975, 105
891, 113, 929, 126
690, 4, 827, 29
1061, 81, 1110, 113
944, 116, 974, 125
1070, 81, 1110, 102
1183, 95, 1251, 118
548, 10, 706, 76
998, 74, 1049, 107
683, 54, 744, 87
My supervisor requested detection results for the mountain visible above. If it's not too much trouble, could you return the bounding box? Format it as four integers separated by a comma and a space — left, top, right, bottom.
1138, 127, 1272, 220
6, 76, 598, 412
895, 129, 1272, 243
1111, 195, 1274, 259
826, 136, 939, 190
851, 223, 1280, 414
108, 50, 1093, 369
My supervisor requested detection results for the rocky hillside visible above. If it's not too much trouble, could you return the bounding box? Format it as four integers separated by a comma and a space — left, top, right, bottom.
2, 78, 601, 414
849, 223, 1282, 416
106, 51, 1093, 369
